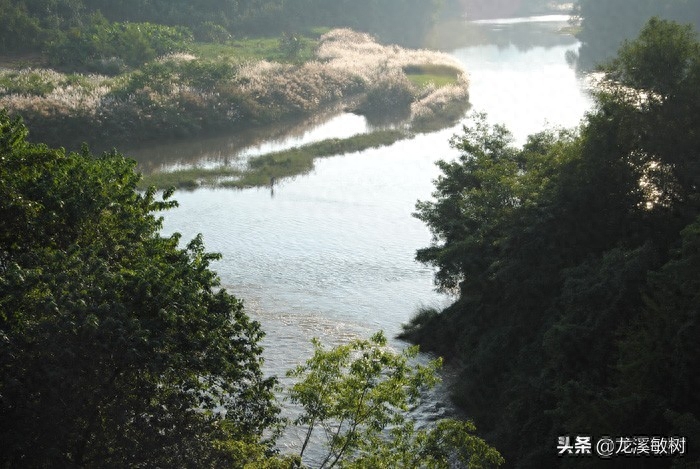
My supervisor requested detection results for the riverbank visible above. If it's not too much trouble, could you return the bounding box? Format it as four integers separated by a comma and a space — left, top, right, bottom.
0, 29, 469, 152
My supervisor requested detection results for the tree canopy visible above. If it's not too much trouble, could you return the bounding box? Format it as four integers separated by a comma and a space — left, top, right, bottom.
574, 0, 700, 69
407, 18, 700, 467
0, 110, 279, 466
0, 0, 442, 55
287, 332, 504, 468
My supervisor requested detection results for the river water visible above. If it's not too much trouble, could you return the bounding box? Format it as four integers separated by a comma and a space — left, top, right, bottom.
135, 15, 593, 462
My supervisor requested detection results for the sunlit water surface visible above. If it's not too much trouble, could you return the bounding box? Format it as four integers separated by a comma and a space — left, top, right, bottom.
140, 15, 593, 463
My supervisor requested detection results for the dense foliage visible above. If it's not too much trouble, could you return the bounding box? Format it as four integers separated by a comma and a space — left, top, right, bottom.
49, 16, 193, 72
288, 332, 504, 468
574, 0, 700, 69
0, 110, 280, 466
0, 0, 442, 56
0, 109, 504, 467
406, 18, 700, 467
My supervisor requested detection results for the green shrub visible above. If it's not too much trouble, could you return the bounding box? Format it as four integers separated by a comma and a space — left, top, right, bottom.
279, 32, 303, 59
0, 1, 49, 52
193, 21, 232, 43
49, 15, 193, 73
110, 59, 236, 100
399, 305, 440, 337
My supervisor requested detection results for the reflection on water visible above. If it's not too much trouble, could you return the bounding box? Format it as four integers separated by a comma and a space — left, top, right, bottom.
427, 15, 577, 52
472, 14, 572, 24
448, 16, 591, 144
127, 108, 370, 174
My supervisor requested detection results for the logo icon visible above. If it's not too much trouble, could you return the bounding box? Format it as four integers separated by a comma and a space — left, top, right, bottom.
596, 437, 615, 458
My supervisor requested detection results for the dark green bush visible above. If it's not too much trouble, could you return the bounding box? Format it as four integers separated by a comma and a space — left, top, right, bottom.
0, 1, 50, 52
48, 15, 193, 73
193, 21, 232, 43
110, 59, 236, 99
279, 32, 303, 59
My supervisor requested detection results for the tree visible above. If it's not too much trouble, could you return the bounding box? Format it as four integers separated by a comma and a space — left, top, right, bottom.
0, 111, 279, 467
409, 18, 700, 467
574, 0, 700, 69
614, 217, 700, 457
596, 18, 700, 248
287, 332, 504, 468
0, 0, 48, 52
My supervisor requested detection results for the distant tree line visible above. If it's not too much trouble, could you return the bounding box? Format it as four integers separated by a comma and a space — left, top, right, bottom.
0, 0, 442, 56
404, 18, 700, 467
574, 0, 700, 69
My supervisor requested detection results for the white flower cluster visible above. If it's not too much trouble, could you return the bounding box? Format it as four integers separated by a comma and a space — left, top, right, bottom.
411, 74, 470, 122
157, 52, 197, 63
318, 29, 465, 76
316, 28, 470, 122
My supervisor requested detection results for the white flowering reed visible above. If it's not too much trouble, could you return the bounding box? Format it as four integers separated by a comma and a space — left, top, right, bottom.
411, 74, 470, 122
0, 68, 113, 117
316, 28, 470, 123
0, 29, 470, 138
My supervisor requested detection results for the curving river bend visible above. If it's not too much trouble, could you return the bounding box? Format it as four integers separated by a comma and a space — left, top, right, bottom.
131, 15, 593, 461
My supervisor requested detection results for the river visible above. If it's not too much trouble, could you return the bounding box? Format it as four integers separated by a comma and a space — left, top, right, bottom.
133, 14, 593, 463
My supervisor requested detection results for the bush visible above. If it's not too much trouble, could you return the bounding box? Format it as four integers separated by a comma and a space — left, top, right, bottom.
279, 32, 303, 59
193, 21, 232, 43
287, 332, 504, 468
356, 72, 415, 118
0, 1, 50, 52
49, 15, 193, 73
399, 305, 440, 337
